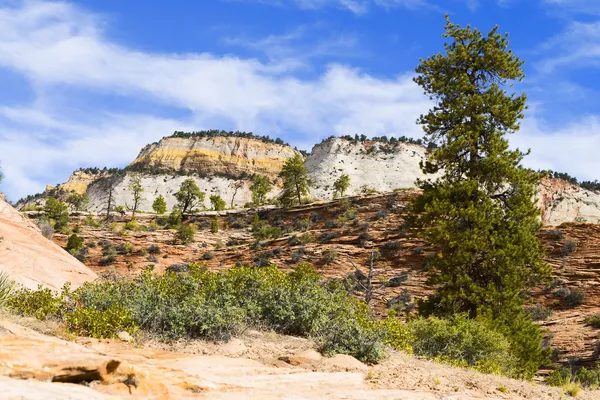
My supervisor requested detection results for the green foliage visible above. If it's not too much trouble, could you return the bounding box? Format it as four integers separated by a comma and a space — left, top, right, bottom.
175, 178, 205, 214
250, 175, 272, 206
547, 365, 600, 389
210, 194, 227, 211
177, 223, 196, 244
211, 215, 219, 233
44, 197, 70, 230
65, 305, 138, 339
123, 219, 139, 231
167, 208, 183, 228
8, 285, 67, 320
333, 174, 350, 199
148, 244, 161, 254
66, 234, 84, 252
66, 192, 89, 213
279, 154, 310, 207
127, 175, 145, 218
0, 272, 14, 308
412, 17, 551, 376
408, 314, 518, 376
152, 195, 167, 214
585, 314, 600, 328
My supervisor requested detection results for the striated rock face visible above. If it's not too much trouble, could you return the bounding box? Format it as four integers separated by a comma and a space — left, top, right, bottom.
306, 138, 439, 200
0, 197, 97, 290
131, 136, 299, 180
60, 170, 109, 195
537, 177, 600, 225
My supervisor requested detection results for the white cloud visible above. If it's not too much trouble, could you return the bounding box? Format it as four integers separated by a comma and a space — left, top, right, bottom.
0, 0, 430, 200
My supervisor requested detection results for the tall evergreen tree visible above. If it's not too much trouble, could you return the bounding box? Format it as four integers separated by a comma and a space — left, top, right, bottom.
333, 174, 350, 199
152, 195, 167, 215
412, 17, 551, 378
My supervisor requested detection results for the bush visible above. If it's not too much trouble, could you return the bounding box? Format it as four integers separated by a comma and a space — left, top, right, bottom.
585, 314, 600, 329
382, 241, 402, 253
548, 229, 564, 240
561, 238, 578, 256
319, 232, 339, 244
356, 232, 371, 247
177, 223, 196, 244
167, 209, 183, 228
65, 305, 138, 339
526, 304, 553, 321
37, 218, 54, 239
324, 220, 341, 229
323, 249, 337, 264
66, 234, 84, 252
115, 242, 133, 255
554, 287, 585, 307
99, 255, 116, 266
124, 220, 139, 231
252, 224, 283, 241
299, 233, 317, 244
547, 365, 600, 389
407, 314, 518, 376
202, 251, 214, 260
148, 245, 161, 254
8, 285, 66, 320
293, 218, 311, 231
375, 210, 389, 220
288, 235, 302, 246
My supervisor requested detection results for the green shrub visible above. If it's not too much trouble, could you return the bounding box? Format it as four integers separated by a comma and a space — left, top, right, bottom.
167, 208, 183, 228
99, 255, 116, 266
65, 305, 138, 339
115, 242, 133, 255
547, 365, 600, 389
65, 234, 84, 252
177, 223, 196, 244
8, 285, 67, 320
548, 229, 564, 240
526, 304, 553, 321
407, 314, 518, 376
148, 245, 161, 254
124, 220, 139, 231
252, 224, 282, 241
585, 314, 600, 328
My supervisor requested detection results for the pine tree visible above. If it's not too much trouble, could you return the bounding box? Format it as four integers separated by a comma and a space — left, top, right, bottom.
152, 195, 167, 215
210, 194, 227, 211
412, 16, 551, 378
279, 154, 310, 207
127, 175, 144, 219
333, 173, 350, 199
175, 178, 205, 214
250, 175, 271, 206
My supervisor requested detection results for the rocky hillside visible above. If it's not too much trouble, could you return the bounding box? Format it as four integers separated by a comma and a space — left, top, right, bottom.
17, 134, 600, 225
0, 196, 96, 290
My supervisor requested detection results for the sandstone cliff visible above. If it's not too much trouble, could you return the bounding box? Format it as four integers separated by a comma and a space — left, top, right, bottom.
0, 196, 97, 290
306, 138, 439, 199
131, 136, 299, 180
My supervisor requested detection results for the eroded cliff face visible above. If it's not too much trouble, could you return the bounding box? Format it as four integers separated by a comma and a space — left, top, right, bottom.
306, 138, 439, 199
537, 177, 600, 225
131, 136, 299, 179
60, 170, 110, 195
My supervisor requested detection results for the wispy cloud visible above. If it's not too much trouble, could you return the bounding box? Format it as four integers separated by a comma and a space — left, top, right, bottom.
226, 0, 435, 15
0, 0, 430, 200
222, 23, 362, 69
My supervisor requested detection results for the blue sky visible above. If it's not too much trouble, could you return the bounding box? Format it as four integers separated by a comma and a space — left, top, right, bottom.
1, 0, 600, 200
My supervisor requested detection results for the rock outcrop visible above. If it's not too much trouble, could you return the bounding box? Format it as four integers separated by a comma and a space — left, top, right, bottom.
537, 177, 600, 225
305, 138, 437, 199
131, 136, 299, 180
0, 196, 97, 290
